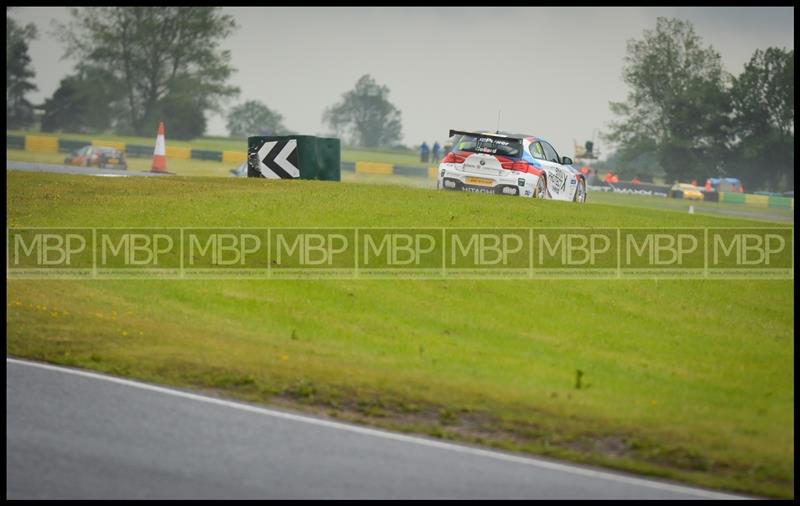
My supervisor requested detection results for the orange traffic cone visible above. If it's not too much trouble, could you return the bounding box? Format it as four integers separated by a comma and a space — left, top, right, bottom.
151, 121, 167, 173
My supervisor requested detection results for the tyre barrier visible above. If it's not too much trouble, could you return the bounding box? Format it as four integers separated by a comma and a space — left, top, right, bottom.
190, 148, 223, 162
58, 139, 91, 153
7, 135, 25, 150
125, 144, 154, 158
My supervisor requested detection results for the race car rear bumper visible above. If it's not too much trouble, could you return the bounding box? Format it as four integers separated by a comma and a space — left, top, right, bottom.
437, 164, 538, 197
441, 177, 522, 196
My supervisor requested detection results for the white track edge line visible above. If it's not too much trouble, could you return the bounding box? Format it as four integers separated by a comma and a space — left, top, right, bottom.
6, 357, 749, 500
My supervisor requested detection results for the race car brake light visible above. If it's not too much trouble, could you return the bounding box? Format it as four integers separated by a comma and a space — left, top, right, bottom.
500, 160, 533, 172
496, 159, 543, 176
442, 152, 467, 164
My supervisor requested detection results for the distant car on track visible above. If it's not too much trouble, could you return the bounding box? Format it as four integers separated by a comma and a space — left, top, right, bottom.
436, 130, 586, 203
670, 183, 704, 201
64, 145, 127, 170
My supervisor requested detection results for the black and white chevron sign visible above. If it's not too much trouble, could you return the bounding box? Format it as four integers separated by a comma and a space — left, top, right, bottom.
249, 139, 300, 179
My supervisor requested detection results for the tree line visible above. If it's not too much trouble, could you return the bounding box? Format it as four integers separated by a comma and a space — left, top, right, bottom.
604, 17, 793, 192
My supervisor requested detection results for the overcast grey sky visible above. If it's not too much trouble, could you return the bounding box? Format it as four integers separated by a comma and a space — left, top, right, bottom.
10, 6, 794, 157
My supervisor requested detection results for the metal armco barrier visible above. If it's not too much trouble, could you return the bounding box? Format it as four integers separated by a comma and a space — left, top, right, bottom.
248, 135, 341, 181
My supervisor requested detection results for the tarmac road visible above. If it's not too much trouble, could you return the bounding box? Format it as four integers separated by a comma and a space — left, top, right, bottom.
6, 358, 747, 500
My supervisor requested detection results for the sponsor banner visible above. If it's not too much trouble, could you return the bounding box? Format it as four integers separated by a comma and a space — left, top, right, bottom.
6, 227, 793, 280
588, 181, 670, 197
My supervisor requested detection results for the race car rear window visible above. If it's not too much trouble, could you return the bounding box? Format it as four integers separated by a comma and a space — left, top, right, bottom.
452, 134, 522, 157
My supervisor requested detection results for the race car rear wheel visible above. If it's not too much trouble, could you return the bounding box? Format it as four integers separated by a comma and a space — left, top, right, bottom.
533, 176, 546, 199
573, 179, 586, 203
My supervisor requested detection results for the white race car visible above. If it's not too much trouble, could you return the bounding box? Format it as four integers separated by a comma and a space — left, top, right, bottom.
437, 130, 586, 203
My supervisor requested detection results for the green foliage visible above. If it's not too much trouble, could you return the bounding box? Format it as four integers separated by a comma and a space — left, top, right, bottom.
607, 17, 730, 181
592, 148, 664, 182
40, 66, 119, 133
606, 18, 731, 184
156, 94, 207, 140
6, 14, 38, 129
606, 18, 794, 192
727, 48, 794, 192
323, 74, 403, 148
54, 7, 240, 137
226, 100, 289, 138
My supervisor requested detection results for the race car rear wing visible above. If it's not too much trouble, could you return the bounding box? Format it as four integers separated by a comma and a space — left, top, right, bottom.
448, 130, 523, 142
448, 130, 523, 156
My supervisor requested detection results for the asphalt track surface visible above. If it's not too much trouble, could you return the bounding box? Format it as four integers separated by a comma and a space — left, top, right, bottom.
6, 160, 173, 177
6, 358, 748, 500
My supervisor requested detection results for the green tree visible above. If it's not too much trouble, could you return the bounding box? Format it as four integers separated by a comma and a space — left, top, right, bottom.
55, 7, 239, 137
40, 66, 119, 133
153, 93, 207, 141
226, 100, 288, 138
7, 12, 38, 129
728, 48, 794, 191
605, 17, 731, 183
323, 74, 403, 148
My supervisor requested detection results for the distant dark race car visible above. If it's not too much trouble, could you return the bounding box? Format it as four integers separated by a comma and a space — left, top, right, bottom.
64, 145, 127, 170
